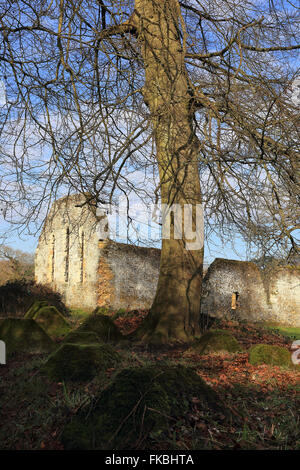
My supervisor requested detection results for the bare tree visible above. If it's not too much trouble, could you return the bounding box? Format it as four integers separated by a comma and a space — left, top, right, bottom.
0, 0, 299, 343
0, 245, 34, 283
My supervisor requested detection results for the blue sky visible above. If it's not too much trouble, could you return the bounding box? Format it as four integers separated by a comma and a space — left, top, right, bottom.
0, 218, 250, 265
0, 0, 298, 264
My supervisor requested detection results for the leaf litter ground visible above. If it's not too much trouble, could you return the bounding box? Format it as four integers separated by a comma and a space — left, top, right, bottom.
0, 313, 299, 450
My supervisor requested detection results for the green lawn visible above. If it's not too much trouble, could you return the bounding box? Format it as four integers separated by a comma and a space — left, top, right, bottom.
264, 325, 300, 341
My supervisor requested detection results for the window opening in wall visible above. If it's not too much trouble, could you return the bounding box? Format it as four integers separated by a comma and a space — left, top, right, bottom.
231, 291, 239, 310
51, 234, 55, 282
65, 227, 70, 282
80, 231, 84, 284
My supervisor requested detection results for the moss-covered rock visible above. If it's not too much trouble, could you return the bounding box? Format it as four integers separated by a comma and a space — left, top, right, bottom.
93, 306, 111, 315
77, 313, 123, 343
249, 344, 295, 368
61, 365, 225, 450
0, 318, 54, 355
0, 279, 70, 319
24, 300, 49, 319
62, 330, 102, 345
25, 305, 71, 339
111, 308, 127, 321
42, 342, 121, 382
187, 329, 242, 355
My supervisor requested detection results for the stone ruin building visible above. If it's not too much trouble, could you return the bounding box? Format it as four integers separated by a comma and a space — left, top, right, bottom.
35, 194, 161, 311
200, 258, 300, 326
35, 194, 300, 326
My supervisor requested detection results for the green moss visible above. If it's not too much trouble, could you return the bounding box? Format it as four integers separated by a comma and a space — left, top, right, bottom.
24, 300, 49, 319
249, 344, 295, 368
41, 342, 121, 382
0, 318, 54, 355
188, 329, 242, 355
93, 306, 111, 315
276, 327, 300, 340
62, 330, 102, 345
111, 308, 127, 321
61, 365, 225, 450
25, 305, 71, 339
77, 313, 123, 343
264, 325, 300, 341
69, 308, 92, 320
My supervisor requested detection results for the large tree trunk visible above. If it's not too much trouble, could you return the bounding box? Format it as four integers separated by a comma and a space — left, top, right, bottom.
131, 0, 203, 344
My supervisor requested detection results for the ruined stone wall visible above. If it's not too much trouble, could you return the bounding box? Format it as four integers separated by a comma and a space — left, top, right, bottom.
201, 258, 300, 326
264, 267, 300, 325
35, 196, 299, 324
97, 240, 160, 311
35, 194, 101, 310
35, 195, 161, 311
200, 259, 270, 322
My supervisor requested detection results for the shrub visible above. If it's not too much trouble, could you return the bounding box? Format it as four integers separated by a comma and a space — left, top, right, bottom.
0, 280, 69, 318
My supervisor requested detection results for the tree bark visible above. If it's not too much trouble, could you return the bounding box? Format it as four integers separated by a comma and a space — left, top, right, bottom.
130, 0, 204, 344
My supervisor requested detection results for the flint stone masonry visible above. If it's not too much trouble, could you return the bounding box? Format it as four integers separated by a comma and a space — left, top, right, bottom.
201, 258, 300, 326
35, 195, 300, 325
35, 194, 160, 310
266, 267, 300, 325
97, 240, 161, 310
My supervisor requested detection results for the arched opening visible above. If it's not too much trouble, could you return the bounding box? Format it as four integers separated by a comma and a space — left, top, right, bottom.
231, 291, 239, 310
65, 227, 70, 283
80, 231, 84, 284
51, 234, 55, 282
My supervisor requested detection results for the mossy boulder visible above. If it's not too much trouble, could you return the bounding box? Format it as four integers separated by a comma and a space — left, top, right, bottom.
77, 313, 123, 343
111, 308, 127, 321
249, 344, 295, 368
24, 300, 49, 319
0, 318, 55, 356
0, 279, 69, 319
42, 342, 121, 382
25, 305, 71, 339
61, 365, 225, 450
62, 330, 102, 345
188, 329, 242, 355
93, 306, 111, 315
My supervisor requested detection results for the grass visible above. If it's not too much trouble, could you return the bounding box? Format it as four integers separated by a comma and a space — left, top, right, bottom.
68, 308, 92, 324
0, 315, 299, 450
263, 324, 300, 341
